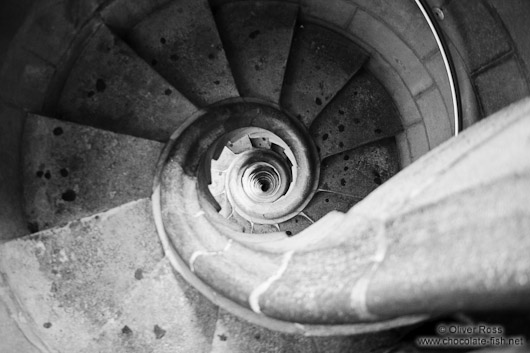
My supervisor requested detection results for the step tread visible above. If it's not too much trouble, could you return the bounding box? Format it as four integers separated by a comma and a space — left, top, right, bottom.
310, 68, 403, 159
22, 114, 163, 232
280, 23, 368, 127
127, 0, 239, 107
318, 138, 400, 199
215, 1, 298, 104
57, 25, 197, 142
0, 199, 219, 352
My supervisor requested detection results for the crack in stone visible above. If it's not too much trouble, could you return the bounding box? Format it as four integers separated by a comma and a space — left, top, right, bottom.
249, 250, 294, 314
188, 239, 233, 273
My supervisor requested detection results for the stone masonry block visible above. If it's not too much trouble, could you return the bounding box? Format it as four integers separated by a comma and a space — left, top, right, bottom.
406, 122, 430, 162
416, 87, 452, 148
300, 0, 357, 28
349, 10, 433, 97
475, 58, 529, 117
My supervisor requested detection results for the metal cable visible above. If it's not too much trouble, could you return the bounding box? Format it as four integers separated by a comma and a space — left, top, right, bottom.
414, 0, 462, 135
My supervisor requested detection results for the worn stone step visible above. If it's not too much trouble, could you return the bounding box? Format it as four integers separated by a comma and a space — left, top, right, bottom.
280, 23, 368, 128
214, 1, 298, 104
0, 198, 219, 352
126, 0, 239, 107
22, 114, 163, 232
309, 68, 403, 159
57, 24, 197, 142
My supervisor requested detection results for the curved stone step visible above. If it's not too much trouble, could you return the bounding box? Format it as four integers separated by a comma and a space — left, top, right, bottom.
214, 1, 299, 104
126, 0, 239, 107
309, 68, 403, 159
57, 24, 197, 142
0, 199, 219, 353
280, 23, 368, 127
22, 114, 163, 232
318, 138, 400, 198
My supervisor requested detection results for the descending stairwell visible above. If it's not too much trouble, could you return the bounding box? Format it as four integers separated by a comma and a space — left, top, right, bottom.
1, 0, 530, 352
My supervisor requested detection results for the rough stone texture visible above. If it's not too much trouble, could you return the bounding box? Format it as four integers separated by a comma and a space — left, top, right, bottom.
211, 309, 316, 353
405, 122, 429, 162
281, 23, 368, 127
424, 52, 455, 133
12, 0, 102, 66
395, 132, 412, 168
215, 1, 298, 104
0, 103, 27, 240
0, 201, 219, 352
319, 138, 399, 199
364, 53, 422, 128
309, 68, 403, 159
348, 101, 530, 318
303, 192, 357, 221
98, 260, 219, 353
415, 87, 452, 149
0, 45, 56, 111
0, 0, 34, 68
349, 10, 432, 97
57, 25, 198, 142
489, 0, 530, 88
211, 310, 405, 352
474, 59, 529, 116
101, 0, 173, 34
278, 215, 313, 236
445, 0, 512, 72
300, 0, 357, 28
127, 0, 239, 107
0, 295, 40, 353
256, 99, 530, 324
313, 330, 404, 353
22, 114, 163, 232
348, 0, 438, 60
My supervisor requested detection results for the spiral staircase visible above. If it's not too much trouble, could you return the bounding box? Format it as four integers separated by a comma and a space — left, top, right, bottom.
1, 0, 530, 352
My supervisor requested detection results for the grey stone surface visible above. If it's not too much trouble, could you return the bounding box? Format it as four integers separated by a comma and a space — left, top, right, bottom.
127, 0, 239, 107
319, 138, 399, 199
349, 9, 433, 97
0, 45, 56, 110
395, 132, 412, 168
300, 0, 357, 28
490, 0, 530, 88
425, 52, 455, 133
445, 0, 512, 72
215, 1, 298, 104
415, 87, 452, 148
309, 68, 402, 159
22, 114, 163, 232
475, 59, 529, 116
0, 103, 27, 240
57, 25, 198, 142
101, 0, 173, 33
0, 0, 34, 68
348, 0, 438, 59
97, 259, 219, 353
406, 122, 430, 162
281, 23, 368, 127
16, 0, 103, 66
0, 295, 40, 353
0, 199, 218, 352
211, 309, 316, 353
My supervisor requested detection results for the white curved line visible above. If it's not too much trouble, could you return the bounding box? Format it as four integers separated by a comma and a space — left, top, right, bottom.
249, 251, 294, 314
414, 0, 460, 135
